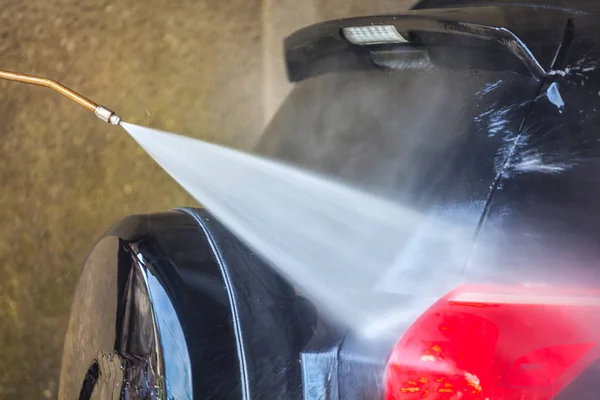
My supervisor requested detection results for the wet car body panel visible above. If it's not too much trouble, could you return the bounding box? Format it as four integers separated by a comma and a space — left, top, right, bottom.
59, 209, 312, 399
261, 5, 577, 297
259, 69, 544, 304
470, 17, 600, 287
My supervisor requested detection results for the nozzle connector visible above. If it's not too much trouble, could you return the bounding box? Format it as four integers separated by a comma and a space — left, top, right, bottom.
94, 106, 121, 125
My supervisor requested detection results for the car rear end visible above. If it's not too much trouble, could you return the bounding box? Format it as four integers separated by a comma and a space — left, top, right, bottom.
258, 3, 600, 399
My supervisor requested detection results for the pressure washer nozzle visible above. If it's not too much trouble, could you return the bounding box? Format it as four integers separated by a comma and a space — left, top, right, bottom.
0, 69, 121, 126
95, 106, 121, 125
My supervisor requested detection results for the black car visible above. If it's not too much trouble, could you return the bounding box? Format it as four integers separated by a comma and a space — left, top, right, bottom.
60, 1, 600, 399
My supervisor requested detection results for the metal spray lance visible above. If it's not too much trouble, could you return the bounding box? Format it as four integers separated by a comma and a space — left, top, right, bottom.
0, 69, 122, 125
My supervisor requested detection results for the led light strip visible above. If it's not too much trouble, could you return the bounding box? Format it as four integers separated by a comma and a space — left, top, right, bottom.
342, 25, 408, 45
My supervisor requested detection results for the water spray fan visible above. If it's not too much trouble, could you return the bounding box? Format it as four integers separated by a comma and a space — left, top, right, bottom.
0, 69, 122, 125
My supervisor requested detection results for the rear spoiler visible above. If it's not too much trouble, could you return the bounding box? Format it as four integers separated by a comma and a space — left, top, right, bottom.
284, 6, 575, 82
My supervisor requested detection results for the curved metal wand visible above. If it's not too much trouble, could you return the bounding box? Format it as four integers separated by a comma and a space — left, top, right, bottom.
0, 69, 121, 125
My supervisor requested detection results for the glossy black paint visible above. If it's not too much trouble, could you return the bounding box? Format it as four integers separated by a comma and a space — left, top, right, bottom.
60, 209, 314, 399
469, 16, 600, 286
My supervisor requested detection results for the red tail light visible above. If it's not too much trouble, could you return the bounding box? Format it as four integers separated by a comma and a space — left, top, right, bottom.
385, 284, 600, 399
